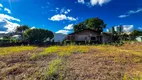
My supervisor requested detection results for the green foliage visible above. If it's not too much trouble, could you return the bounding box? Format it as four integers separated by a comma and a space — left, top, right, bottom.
74, 22, 87, 32
47, 59, 62, 76
24, 28, 54, 42
130, 30, 142, 40
74, 17, 106, 32
15, 25, 30, 41
42, 59, 62, 80
16, 25, 29, 33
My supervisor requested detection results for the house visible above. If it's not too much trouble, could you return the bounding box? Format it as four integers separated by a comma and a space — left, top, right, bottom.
136, 36, 142, 42
11, 35, 22, 40
0, 33, 10, 39
65, 29, 113, 44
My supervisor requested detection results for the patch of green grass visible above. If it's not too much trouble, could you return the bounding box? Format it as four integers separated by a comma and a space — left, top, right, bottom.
31, 45, 90, 59
123, 74, 142, 80
42, 58, 62, 80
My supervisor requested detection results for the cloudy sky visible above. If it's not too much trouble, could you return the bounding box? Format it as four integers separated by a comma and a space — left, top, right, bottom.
0, 0, 142, 34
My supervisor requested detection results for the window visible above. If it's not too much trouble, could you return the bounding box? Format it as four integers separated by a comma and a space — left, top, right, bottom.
91, 37, 96, 41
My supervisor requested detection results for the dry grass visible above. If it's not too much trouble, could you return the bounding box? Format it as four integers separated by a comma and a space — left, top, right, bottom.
0, 46, 36, 56
1, 42, 142, 80
60, 42, 142, 80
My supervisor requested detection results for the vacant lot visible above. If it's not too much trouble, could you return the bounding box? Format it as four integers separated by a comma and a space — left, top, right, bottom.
0, 42, 142, 80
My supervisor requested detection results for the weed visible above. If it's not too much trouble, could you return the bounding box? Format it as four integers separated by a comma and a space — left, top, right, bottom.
42, 58, 62, 80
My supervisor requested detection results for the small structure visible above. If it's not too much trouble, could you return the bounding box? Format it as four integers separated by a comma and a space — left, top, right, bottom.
65, 29, 113, 44
11, 35, 22, 40
136, 36, 142, 42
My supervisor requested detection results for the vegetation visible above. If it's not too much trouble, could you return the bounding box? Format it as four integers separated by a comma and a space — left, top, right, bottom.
16, 25, 30, 41
24, 28, 54, 43
74, 17, 106, 32
16, 25, 30, 33
1, 42, 142, 80
130, 30, 142, 40
0, 46, 36, 56
31, 45, 89, 59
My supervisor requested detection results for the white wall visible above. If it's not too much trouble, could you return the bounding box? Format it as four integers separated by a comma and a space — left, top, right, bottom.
136, 36, 142, 42
75, 35, 90, 41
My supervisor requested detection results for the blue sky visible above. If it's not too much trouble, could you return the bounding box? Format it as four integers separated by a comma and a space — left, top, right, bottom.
0, 0, 142, 34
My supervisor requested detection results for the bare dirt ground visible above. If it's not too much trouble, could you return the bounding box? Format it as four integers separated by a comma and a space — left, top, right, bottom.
60, 43, 142, 80
61, 51, 125, 80
0, 47, 57, 80
0, 42, 142, 80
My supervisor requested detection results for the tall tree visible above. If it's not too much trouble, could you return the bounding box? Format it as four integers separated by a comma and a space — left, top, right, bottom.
16, 25, 29, 40
74, 22, 87, 32
130, 30, 142, 40
24, 28, 54, 43
16, 25, 29, 33
74, 17, 106, 32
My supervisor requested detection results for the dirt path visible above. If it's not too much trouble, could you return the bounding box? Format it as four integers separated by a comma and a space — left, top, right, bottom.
62, 51, 126, 80
0, 47, 57, 80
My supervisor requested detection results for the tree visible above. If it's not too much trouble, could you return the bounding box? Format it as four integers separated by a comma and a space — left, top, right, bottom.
74, 17, 106, 32
130, 30, 142, 40
16, 25, 29, 41
74, 22, 87, 32
24, 28, 54, 43
16, 25, 29, 33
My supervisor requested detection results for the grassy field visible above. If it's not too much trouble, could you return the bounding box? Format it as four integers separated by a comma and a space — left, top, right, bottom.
0, 42, 142, 80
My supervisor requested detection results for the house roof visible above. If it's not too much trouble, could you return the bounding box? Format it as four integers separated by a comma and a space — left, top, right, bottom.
101, 32, 113, 35
68, 29, 100, 35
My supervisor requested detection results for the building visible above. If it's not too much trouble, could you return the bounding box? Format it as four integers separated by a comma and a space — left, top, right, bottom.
115, 25, 123, 33
108, 25, 123, 33
11, 35, 22, 40
65, 29, 113, 44
136, 36, 142, 42
0, 33, 10, 39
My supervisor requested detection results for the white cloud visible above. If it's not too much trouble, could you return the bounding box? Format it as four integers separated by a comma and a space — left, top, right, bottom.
4, 8, 11, 14
64, 9, 71, 14
64, 24, 74, 30
0, 14, 20, 32
78, 0, 85, 4
31, 26, 36, 29
128, 8, 142, 14
2, 19, 20, 32
138, 27, 142, 30
118, 15, 129, 18
60, 8, 71, 14
78, 0, 111, 6
0, 3, 3, 7
49, 14, 77, 21
123, 25, 134, 32
91, 0, 111, 6
0, 3, 20, 33
106, 29, 109, 32
56, 24, 74, 35
56, 30, 70, 34
50, 8, 71, 14
0, 14, 20, 22
119, 8, 142, 18
56, 8, 59, 10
